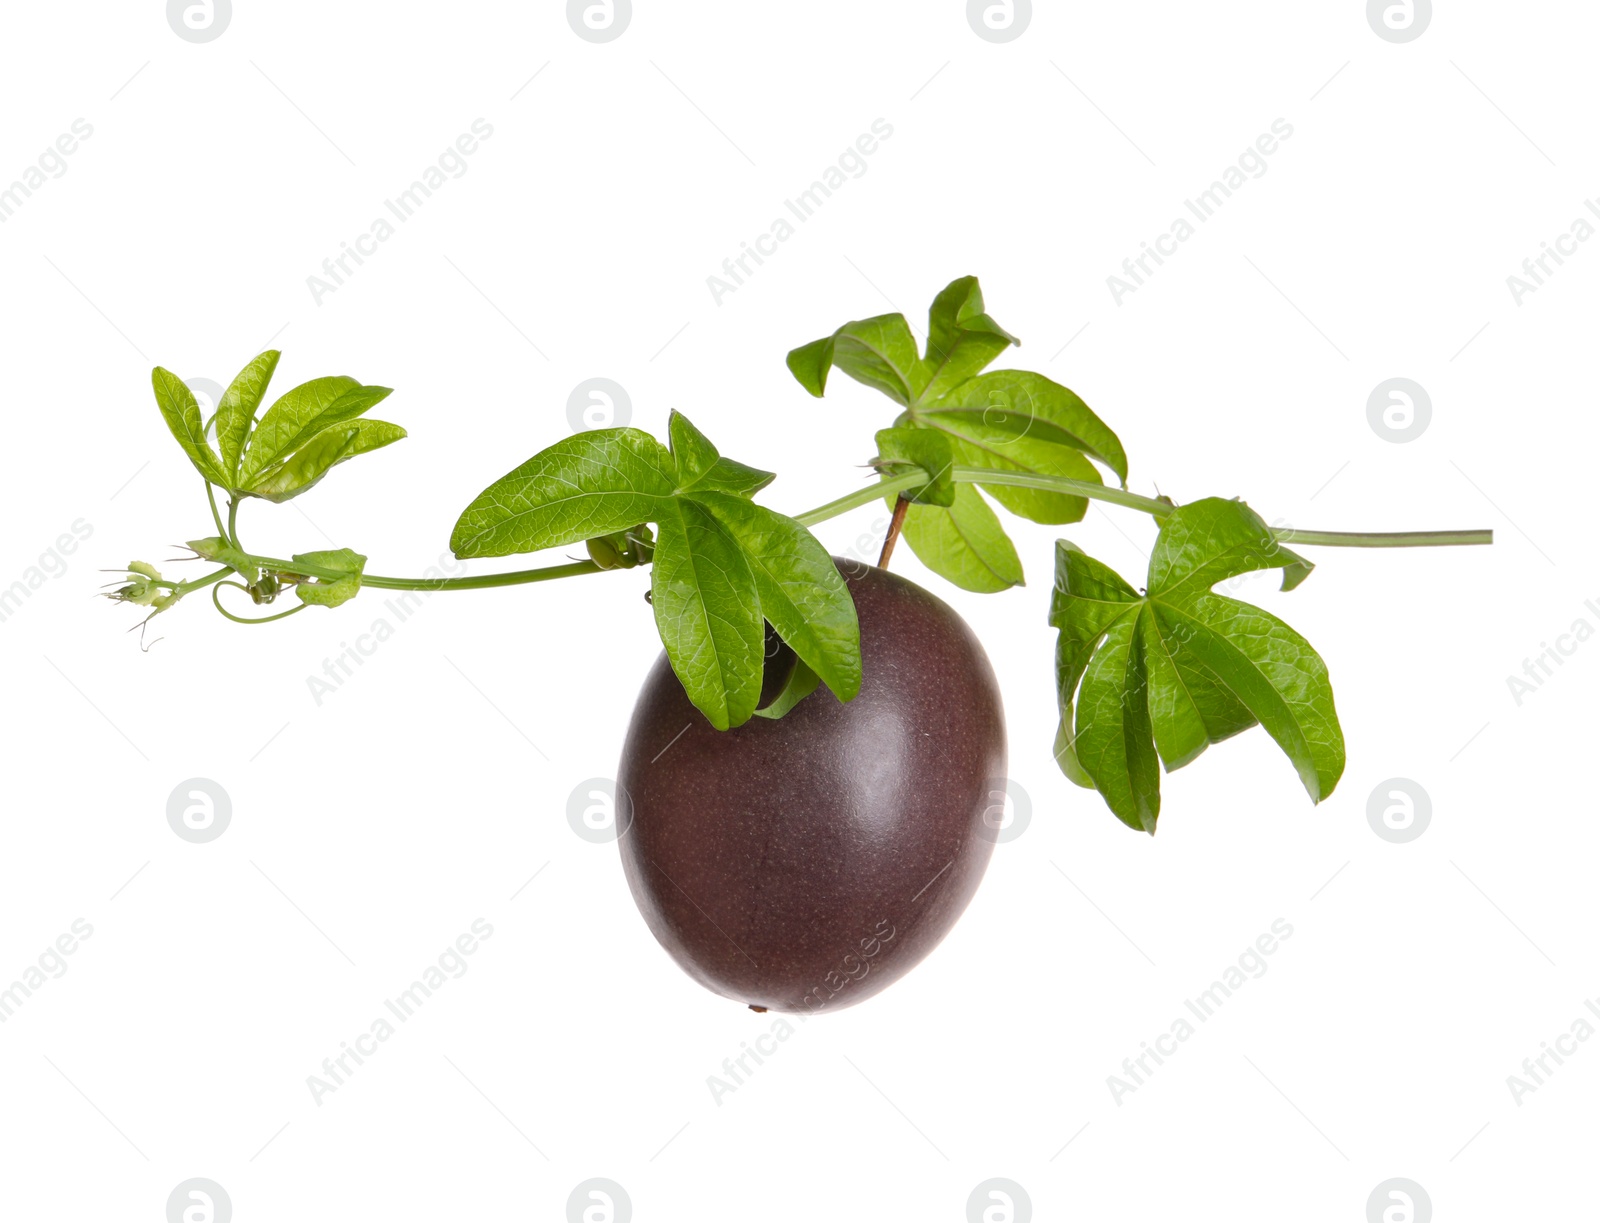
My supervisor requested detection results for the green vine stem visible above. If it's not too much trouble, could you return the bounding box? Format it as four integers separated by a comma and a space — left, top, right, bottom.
162, 467, 1491, 598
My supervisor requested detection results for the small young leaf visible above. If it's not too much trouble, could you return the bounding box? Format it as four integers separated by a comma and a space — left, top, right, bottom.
651, 498, 764, 730
240, 419, 406, 503
918, 276, 1018, 404
236, 378, 390, 485
451, 429, 677, 559
1276, 544, 1315, 592
214, 350, 281, 484
292, 548, 367, 608
786, 314, 926, 404
1051, 498, 1346, 833
151, 367, 227, 486
694, 492, 862, 702
898, 485, 1024, 593
873, 426, 955, 506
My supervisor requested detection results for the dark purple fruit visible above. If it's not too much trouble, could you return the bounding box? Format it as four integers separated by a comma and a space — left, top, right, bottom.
616, 559, 1006, 1012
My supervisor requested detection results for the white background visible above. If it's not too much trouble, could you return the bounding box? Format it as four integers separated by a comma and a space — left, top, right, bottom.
0, 2, 1593, 1220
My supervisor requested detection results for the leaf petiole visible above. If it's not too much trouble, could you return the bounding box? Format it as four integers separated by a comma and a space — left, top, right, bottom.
205, 481, 227, 541
792, 471, 925, 527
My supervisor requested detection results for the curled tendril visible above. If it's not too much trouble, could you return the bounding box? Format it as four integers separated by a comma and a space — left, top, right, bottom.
119, 607, 166, 651
211, 580, 307, 625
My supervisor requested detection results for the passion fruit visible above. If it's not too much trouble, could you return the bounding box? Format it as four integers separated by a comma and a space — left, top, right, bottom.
616, 559, 1005, 1011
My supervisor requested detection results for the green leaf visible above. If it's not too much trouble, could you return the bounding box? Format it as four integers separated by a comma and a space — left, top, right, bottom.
236, 378, 391, 486
1074, 614, 1162, 833
151, 367, 227, 486
450, 428, 677, 559
786, 313, 926, 404
651, 498, 764, 730
239, 419, 407, 503
785, 337, 835, 397
666, 410, 777, 497
694, 492, 862, 702
1050, 498, 1345, 832
918, 276, 1018, 404
214, 351, 281, 484
1148, 498, 1306, 600
754, 658, 821, 720
932, 414, 1103, 525
692, 457, 777, 498
1053, 703, 1095, 789
873, 426, 955, 506
1049, 542, 1140, 792
1139, 602, 1256, 772
292, 548, 366, 608
1276, 544, 1315, 592
668, 410, 721, 485
899, 485, 1024, 593
923, 371, 1128, 486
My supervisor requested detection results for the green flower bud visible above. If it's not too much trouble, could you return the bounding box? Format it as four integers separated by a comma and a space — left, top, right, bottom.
587, 534, 627, 570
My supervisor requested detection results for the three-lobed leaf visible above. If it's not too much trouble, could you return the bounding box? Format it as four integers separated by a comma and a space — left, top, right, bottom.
1051, 498, 1345, 833
152, 354, 405, 502
450, 412, 860, 729
786, 276, 1129, 591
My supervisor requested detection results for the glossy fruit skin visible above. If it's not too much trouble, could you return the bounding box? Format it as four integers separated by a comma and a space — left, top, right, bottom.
616, 558, 1006, 1012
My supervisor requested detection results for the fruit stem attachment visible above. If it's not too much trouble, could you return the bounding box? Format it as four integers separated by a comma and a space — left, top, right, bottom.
877, 497, 910, 569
